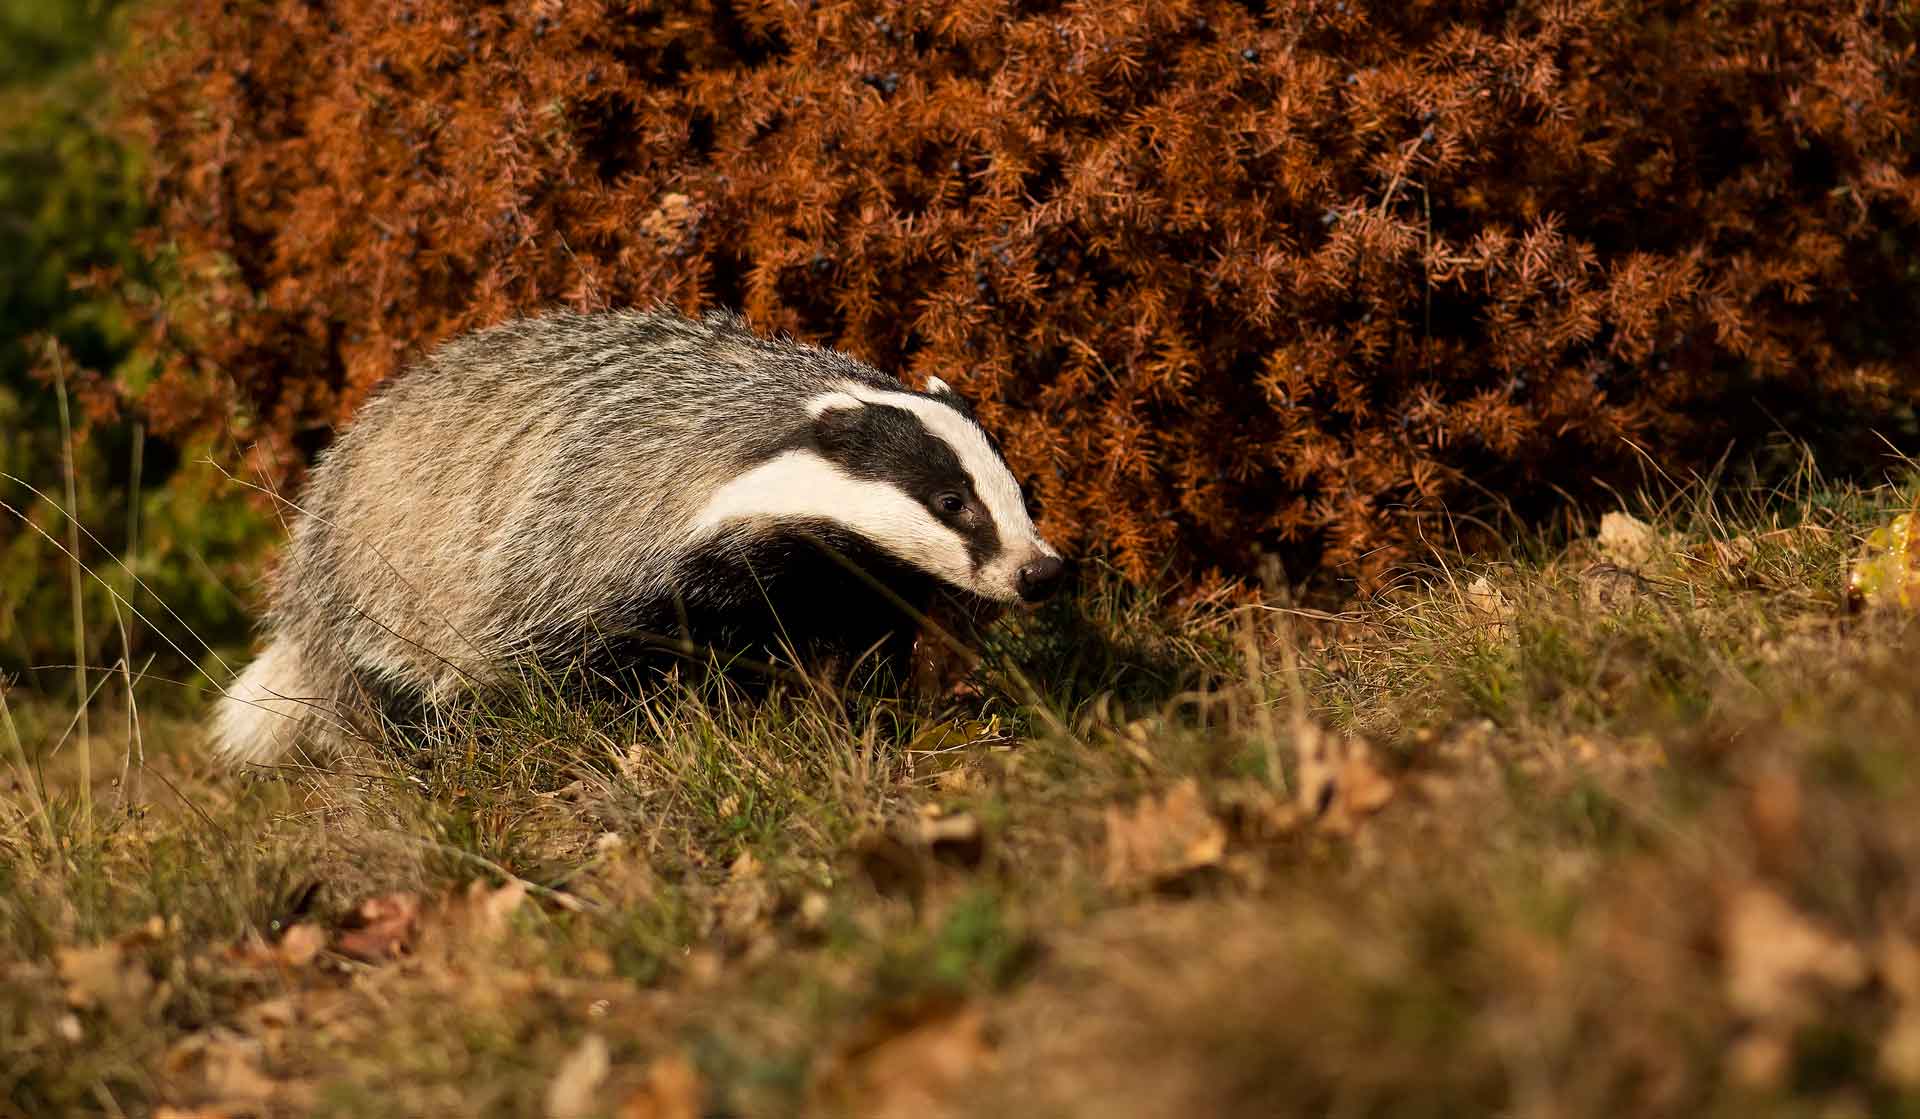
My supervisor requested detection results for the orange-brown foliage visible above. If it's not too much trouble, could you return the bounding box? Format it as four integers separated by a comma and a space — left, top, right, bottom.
122, 0, 1920, 587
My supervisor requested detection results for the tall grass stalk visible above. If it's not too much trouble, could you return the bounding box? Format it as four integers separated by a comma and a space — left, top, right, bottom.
119, 424, 146, 805
53, 350, 92, 845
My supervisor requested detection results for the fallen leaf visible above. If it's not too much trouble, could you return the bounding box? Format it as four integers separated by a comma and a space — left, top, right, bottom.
855, 831, 928, 901
165, 1028, 294, 1110
709, 849, 779, 947
1881, 935, 1920, 1086
907, 717, 1004, 784
1461, 574, 1512, 637
1848, 501, 1920, 612
546, 1034, 611, 1119
276, 922, 327, 967
1294, 722, 1395, 835
1578, 562, 1651, 612
619, 1053, 704, 1119
237, 996, 298, 1035
334, 892, 421, 963
916, 807, 985, 867
1213, 779, 1304, 843
1723, 886, 1866, 1023
1685, 533, 1758, 577
1881, 1014, 1920, 1088
1103, 778, 1227, 889
461, 878, 529, 943
1743, 772, 1802, 874
1728, 1030, 1791, 1089
798, 891, 832, 931
1596, 511, 1668, 568
223, 920, 328, 971
56, 941, 152, 1015
823, 1004, 994, 1119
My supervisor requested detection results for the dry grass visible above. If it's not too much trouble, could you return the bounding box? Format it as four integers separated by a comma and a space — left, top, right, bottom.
5, 472, 1920, 1118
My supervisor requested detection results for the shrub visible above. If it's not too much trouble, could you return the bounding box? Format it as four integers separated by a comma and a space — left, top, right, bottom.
123, 0, 1920, 588
0, 0, 268, 679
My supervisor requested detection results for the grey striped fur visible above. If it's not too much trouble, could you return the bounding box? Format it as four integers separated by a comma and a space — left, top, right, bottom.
211, 308, 1059, 764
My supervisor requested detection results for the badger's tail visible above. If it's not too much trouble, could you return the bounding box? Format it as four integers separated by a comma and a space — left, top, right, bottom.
210, 639, 336, 766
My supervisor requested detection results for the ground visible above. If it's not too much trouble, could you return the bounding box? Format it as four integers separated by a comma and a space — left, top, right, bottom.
5, 472, 1920, 1118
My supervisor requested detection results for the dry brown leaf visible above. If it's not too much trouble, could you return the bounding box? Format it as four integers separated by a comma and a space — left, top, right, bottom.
1881, 1014, 1920, 1087
1461, 574, 1513, 637
276, 922, 326, 967
1881, 935, 1920, 1085
1578, 562, 1651, 612
1728, 1031, 1791, 1089
828, 1005, 994, 1119
1103, 778, 1227, 889
1596, 511, 1668, 568
334, 892, 421, 962
717, 851, 778, 943
1723, 886, 1867, 1023
546, 1034, 612, 1119
56, 941, 152, 1014
236, 995, 298, 1037
855, 830, 928, 901
1708, 534, 1757, 573
1295, 722, 1395, 835
164, 1028, 300, 1110
446, 878, 528, 945
1743, 772, 1802, 874
224, 920, 328, 971
618, 1053, 705, 1119
1213, 779, 1304, 843
916, 806, 985, 867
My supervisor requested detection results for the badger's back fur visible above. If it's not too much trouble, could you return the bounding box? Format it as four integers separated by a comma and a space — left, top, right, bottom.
212, 309, 1061, 765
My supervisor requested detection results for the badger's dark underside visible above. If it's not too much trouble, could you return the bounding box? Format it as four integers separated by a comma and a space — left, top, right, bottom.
356, 529, 1000, 738
587, 531, 957, 688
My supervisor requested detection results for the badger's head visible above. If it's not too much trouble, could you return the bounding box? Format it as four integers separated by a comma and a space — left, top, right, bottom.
692, 377, 1064, 604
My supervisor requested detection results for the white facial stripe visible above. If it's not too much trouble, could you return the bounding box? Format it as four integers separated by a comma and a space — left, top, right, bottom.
689, 450, 977, 591
829, 382, 1058, 563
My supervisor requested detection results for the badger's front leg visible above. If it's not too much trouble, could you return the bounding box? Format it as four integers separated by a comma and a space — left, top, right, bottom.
909, 593, 1005, 702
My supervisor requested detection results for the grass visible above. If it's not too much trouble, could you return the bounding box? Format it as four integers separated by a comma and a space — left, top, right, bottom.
5, 470, 1920, 1118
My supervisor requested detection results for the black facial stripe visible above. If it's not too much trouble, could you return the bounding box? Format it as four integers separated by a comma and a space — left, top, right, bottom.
811, 401, 1004, 568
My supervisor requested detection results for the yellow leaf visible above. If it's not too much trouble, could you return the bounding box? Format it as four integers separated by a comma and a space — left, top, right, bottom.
1848, 503, 1920, 611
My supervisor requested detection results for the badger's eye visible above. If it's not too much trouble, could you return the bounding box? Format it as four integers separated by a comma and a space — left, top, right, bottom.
936, 492, 966, 515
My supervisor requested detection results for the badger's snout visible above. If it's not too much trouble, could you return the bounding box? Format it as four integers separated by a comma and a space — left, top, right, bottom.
1016, 554, 1066, 602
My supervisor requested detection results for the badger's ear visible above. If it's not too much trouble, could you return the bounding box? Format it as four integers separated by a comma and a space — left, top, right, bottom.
923, 375, 977, 418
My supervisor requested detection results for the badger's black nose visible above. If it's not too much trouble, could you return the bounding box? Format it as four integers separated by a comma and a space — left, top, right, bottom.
1016, 555, 1066, 602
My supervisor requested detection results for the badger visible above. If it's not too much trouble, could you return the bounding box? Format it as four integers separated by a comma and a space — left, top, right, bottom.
211, 308, 1064, 765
